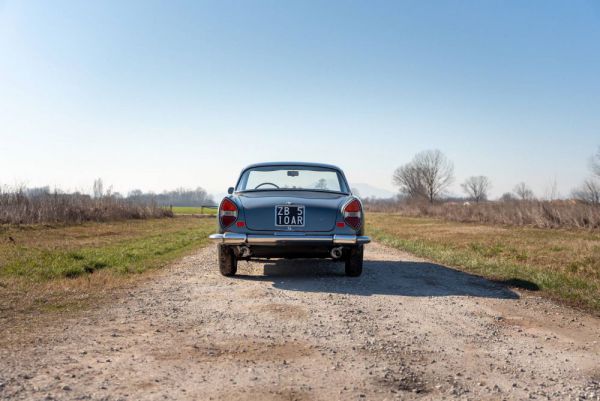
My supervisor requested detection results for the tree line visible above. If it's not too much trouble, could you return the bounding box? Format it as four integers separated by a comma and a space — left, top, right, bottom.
92, 179, 214, 206
14, 180, 215, 207
126, 187, 214, 207
392, 147, 600, 205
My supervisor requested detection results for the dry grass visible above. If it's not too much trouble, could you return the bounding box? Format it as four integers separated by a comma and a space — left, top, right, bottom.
367, 213, 600, 311
0, 189, 172, 225
363, 199, 600, 230
172, 206, 218, 215
0, 216, 215, 319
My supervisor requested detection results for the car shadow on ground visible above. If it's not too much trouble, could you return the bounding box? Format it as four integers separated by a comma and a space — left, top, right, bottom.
235, 258, 521, 299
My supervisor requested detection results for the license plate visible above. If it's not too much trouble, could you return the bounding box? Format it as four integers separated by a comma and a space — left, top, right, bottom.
275, 205, 305, 227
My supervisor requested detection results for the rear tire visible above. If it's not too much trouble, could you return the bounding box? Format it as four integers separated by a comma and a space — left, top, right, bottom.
345, 245, 363, 277
218, 245, 237, 276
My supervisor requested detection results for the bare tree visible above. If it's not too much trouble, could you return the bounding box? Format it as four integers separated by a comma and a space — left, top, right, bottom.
591, 146, 600, 178
513, 182, 535, 201
500, 192, 516, 202
128, 189, 143, 200
414, 150, 454, 203
461, 176, 491, 202
315, 178, 328, 190
93, 178, 104, 199
543, 176, 560, 201
393, 150, 454, 203
572, 179, 600, 205
393, 164, 426, 200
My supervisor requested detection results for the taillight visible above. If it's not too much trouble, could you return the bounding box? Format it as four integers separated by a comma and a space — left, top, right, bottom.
343, 198, 362, 230
219, 198, 238, 228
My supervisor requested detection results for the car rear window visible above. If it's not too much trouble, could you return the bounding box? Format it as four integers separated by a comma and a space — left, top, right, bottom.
237, 166, 347, 193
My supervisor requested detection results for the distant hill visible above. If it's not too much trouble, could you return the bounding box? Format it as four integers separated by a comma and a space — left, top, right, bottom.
350, 183, 395, 199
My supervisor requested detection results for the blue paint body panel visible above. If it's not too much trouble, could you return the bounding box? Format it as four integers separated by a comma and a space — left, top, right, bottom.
210, 162, 369, 256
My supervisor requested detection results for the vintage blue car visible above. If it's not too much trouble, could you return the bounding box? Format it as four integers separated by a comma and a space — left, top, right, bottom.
209, 162, 370, 277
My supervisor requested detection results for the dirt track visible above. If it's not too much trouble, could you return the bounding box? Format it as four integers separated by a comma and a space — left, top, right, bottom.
1, 242, 600, 400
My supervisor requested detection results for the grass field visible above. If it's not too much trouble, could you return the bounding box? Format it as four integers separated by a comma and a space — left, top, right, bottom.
0, 216, 216, 315
4, 210, 599, 316
367, 213, 600, 311
171, 206, 217, 215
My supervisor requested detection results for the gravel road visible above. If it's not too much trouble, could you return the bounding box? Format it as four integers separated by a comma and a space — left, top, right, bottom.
1, 242, 599, 401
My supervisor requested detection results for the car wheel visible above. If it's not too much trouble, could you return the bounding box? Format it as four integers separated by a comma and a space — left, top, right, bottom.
218, 244, 237, 276
345, 245, 363, 277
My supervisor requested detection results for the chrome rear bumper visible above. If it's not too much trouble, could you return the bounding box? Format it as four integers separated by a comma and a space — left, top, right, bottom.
209, 233, 371, 246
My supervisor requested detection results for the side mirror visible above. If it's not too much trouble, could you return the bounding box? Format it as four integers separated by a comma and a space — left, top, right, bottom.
227, 187, 234, 194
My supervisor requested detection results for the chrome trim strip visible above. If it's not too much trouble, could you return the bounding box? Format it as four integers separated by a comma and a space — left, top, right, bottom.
247, 235, 332, 245
209, 233, 247, 244
209, 233, 371, 246
332, 235, 357, 245
223, 233, 247, 244
356, 236, 371, 244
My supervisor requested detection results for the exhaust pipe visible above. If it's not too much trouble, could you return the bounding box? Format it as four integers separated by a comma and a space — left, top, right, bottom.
330, 246, 343, 259
238, 246, 251, 258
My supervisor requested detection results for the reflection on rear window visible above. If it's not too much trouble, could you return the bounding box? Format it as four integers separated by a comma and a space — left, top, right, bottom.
238, 166, 346, 192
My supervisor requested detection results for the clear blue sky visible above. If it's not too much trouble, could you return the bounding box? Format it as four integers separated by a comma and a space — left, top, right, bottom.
1, 0, 599, 198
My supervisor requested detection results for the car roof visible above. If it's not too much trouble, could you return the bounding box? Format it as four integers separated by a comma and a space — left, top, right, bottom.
243, 161, 343, 171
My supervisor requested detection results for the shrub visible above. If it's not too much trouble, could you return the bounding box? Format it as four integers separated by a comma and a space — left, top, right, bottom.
0, 187, 173, 225
363, 198, 600, 230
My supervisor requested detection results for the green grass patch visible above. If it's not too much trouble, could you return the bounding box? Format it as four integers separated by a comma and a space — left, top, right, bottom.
0, 216, 218, 318
367, 213, 600, 311
0, 216, 216, 282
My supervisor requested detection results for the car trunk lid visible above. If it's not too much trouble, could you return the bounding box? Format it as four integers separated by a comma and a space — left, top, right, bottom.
239, 191, 345, 232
